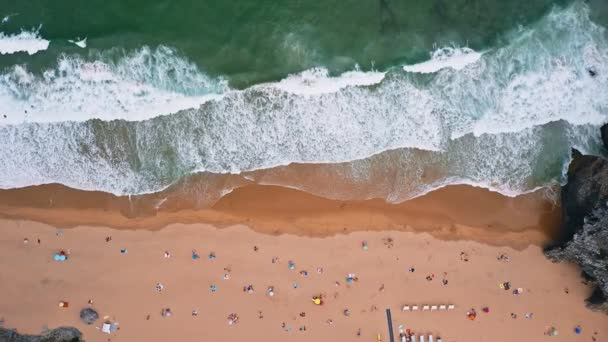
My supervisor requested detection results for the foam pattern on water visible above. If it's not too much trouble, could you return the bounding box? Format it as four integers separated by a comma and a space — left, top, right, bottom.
0, 3, 607, 200
0, 46, 227, 124
403, 47, 483, 74
0, 28, 49, 55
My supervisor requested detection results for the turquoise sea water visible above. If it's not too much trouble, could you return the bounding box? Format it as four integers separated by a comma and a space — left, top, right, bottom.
1, 0, 569, 86
0, 0, 607, 202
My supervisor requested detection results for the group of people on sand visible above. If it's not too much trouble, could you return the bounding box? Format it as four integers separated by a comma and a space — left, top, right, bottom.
23, 231, 601, 341
143, 237, 464, 337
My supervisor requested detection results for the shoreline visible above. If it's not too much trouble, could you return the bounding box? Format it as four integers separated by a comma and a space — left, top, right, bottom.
0, 182, 560, 248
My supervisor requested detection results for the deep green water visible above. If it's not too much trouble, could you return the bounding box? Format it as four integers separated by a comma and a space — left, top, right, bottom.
1, 0, 571, 87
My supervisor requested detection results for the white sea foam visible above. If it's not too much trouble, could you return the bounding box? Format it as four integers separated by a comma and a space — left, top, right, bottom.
403, 47, 482, 74
269, 67, 385, 95
0, 28, 49, 55
466, 6, 608, 137
0, 3, 607, 199
1, 14, 17, 24
68, 37, 87, 48
154, 197, 168, 210
0, 46, 227, 124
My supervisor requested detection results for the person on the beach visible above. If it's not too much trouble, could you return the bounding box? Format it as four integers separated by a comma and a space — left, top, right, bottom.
227, 313, 239, 325
460, 252, 469, 262
467, 308, 476, 320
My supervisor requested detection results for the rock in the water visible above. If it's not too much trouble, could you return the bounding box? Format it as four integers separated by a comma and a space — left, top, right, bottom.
0, 326, 82, 342
545, 148, 608, 313
79, 308, 99, 325
601, 123, 608, 150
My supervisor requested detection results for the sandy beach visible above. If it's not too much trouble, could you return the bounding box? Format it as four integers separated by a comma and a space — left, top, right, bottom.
0, 218, 606, 342
0, 182, 606, 342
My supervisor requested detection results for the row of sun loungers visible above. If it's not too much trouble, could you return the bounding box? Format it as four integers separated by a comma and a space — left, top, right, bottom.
399, 334, 442, 342
401, 304, 455, 311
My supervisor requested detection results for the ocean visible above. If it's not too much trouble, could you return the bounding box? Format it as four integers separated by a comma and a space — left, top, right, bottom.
0, 0, 607, 203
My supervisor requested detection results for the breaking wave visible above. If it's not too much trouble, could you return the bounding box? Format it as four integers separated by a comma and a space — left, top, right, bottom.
403, 47, 483, 74
0, 3, 607, 202
0, 46, 227, 124
0, 28, 49, 55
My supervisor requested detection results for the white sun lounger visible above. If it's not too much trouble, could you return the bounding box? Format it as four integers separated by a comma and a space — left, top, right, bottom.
412, 305, 419, 311
448, 304, 455, 310
420, 335, 425, 342
402, 305, 410, 311
439, 305, 447, 310
101, 323, 111, 334
431, 305, 438, 311
422, 305, 430, 311
428, 334, 434, 342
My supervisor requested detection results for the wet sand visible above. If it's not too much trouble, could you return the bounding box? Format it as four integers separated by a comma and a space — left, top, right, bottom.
0, 183, 559, 248
0, 220, 606, 342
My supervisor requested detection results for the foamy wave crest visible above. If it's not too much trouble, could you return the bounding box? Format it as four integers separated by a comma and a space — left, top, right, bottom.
1, 14, 17, 24
0, 3, 607, 199
249, 122, 599, 204
0, 46, 228, 124
68, 37, 87, 48
269, 67, 385, 95
403, 47, 482, 74
0, 28, 49, 55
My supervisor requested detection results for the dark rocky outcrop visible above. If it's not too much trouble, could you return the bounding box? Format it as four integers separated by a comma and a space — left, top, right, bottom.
545, 125, 608, 313
79, 308, 98, 325
0, 326, 82, 342
601, 124, 608, 151
557, 148, 608, 242
546, 205, 608, 312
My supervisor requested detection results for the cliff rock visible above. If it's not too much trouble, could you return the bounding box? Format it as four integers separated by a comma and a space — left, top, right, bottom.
545, 145, 608, 313
79, 308, 99, 325
0, 326, 82, 342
